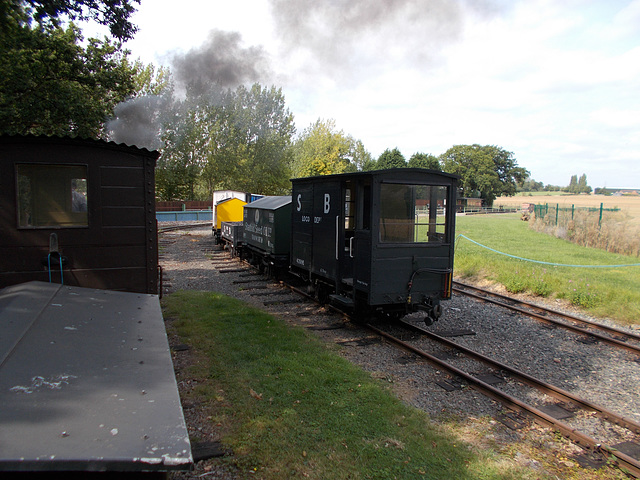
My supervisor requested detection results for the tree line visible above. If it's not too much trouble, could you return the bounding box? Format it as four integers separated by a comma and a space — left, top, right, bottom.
1, 1, 529, 207
518, 173, 592, 194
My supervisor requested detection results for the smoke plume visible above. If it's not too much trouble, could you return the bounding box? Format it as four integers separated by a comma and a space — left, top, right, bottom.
107, 30, 271, 149
168, 30, 271, 97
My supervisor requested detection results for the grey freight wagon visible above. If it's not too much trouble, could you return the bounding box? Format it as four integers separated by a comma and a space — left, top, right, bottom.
220, 221, 244, 256
242, 195, 292, 275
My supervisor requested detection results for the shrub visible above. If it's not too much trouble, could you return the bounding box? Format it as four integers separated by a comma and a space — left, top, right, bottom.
530, 208, 640, 257
562, 279, 600, 308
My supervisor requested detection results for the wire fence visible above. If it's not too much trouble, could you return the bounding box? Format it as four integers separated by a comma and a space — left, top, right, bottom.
533, 203, 620, 226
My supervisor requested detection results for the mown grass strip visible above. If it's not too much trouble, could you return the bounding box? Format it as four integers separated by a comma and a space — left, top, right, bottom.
163, 291, 538, 480
454, 214, 640, 325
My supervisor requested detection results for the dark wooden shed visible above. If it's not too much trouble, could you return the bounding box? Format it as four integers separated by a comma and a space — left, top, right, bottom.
0, 135, 159, 294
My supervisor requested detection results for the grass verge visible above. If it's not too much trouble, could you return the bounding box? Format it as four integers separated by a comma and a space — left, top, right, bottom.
454, 214, 640, 326
163, 290, 544, 480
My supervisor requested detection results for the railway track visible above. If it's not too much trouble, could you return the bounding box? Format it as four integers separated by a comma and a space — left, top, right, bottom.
453, 280, 640, 357
158, 221, 211, 233
162, 227, 640, 478
366, 320, 640, 478
211, 256, 640, 476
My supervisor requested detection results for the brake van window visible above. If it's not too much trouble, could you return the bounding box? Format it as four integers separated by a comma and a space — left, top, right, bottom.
17, 164, 88, 228
379, 183, 449, 243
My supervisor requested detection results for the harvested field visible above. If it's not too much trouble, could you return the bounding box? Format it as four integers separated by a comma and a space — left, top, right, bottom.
495, 194, 640, 224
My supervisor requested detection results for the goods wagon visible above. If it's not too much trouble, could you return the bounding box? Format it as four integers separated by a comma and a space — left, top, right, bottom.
213, 195, 247, 243
220, 220, 244, 256
242, 195, 292, 274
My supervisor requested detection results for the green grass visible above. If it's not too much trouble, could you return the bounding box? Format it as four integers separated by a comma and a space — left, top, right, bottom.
454, 214, 640, 325
163, 291, 543, 480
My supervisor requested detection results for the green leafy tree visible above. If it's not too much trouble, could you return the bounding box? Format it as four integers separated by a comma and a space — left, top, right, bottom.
291, 119, 358, 177
18, 0, 140, 41
578, 173, 591, 194
408, 152, 440, 170
518, 176, 544, 192
0, 7, 138, 137
131, 61, 172, 97
157, 102, 210, 200
440, 144, 528, 207
157, 83, 295, 200
223, 84, 295, 194
351, 139, 374, 172
376, 147, 406, 169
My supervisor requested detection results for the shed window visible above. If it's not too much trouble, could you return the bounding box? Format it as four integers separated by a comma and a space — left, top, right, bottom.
17, 164, 88, 228
379, 184, 449, 243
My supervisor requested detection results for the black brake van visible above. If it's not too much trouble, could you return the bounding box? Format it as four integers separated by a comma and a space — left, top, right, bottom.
290, 168, 459, 323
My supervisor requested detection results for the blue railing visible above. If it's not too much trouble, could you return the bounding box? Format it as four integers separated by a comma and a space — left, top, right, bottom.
156, 210, 213, 222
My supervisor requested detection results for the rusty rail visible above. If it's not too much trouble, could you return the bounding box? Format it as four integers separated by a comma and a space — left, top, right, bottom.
453, 281, 640, 356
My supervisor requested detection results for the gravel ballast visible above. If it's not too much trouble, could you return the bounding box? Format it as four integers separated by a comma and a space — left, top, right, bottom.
161, 225, 639, 479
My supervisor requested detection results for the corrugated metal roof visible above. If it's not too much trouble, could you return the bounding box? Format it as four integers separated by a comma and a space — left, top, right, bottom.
0, 134, 160, 159
244, 195, 291, 210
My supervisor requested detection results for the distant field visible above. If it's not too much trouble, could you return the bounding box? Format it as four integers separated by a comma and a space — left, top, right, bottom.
494, 193, 640, 223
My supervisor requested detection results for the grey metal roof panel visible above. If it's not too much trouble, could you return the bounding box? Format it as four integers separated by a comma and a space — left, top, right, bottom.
244, 195, 291, 211
0, 281, 192, 472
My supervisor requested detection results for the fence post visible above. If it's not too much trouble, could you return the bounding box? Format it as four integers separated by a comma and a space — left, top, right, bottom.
555, 204, 559, 226
599, 203, 603, 226
572, 204, 575, 220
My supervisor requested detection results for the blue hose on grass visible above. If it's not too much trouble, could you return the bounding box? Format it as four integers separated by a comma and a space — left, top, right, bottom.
455, 234, 640, 268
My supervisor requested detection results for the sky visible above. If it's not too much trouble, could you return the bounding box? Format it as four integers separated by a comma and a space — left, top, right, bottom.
95, 0, 640, 189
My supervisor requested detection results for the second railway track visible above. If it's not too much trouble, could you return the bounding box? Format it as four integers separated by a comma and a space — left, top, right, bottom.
453, 280, 640, 356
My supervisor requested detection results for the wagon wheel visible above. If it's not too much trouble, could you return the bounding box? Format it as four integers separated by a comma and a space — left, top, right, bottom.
315, 283, 329, 305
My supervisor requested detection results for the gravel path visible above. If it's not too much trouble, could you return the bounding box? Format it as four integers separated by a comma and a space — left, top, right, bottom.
161, 225, 639, 479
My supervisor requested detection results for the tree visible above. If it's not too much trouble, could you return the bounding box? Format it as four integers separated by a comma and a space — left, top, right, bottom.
518, 176, 544, 192
291, 119, 357, 178
578, 174, 592, 194
156, 101, 211, 200
0, 10, 139, 137
408, 152, 440, 170
224, 84, 296, 194
440, 144, 528, 206
18, 0, 140, 41
157, 83, 295, 200
131, 61, 172, 97
376, 148, 406, 169
351, 139, 374, 172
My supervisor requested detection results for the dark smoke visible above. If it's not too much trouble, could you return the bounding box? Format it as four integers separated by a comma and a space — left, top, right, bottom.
106, 94, 170, 150
107, 30, 271, 149
168, 30, 272, 96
